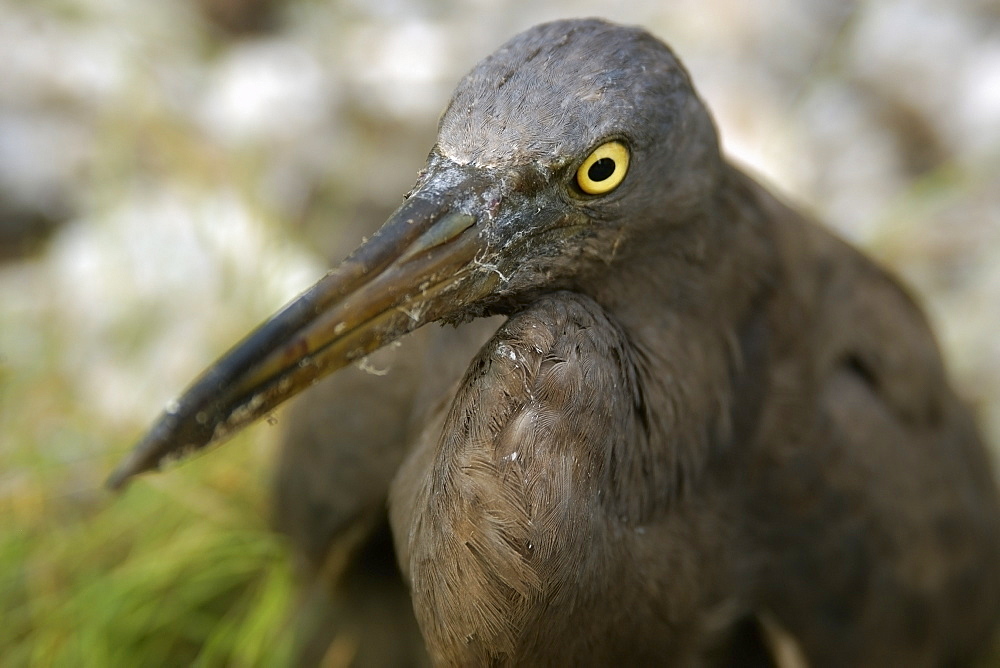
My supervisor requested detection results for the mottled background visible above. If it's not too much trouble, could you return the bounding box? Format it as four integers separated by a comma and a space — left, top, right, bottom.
2, 0, 998, 664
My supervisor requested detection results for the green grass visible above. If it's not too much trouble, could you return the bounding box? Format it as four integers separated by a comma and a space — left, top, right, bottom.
0, 430, 298, 667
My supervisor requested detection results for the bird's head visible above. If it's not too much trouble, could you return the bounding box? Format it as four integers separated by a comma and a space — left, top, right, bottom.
108, 18, 724, 488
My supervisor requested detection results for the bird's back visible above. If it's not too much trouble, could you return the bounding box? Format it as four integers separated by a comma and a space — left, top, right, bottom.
743, 170, 1000, 666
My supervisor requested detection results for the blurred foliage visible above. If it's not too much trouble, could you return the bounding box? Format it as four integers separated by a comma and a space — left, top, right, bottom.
0, 432, 297, 666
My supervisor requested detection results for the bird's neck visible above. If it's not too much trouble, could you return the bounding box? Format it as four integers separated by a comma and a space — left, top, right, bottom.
590, 164, 775, 349
582, 163, 778, 504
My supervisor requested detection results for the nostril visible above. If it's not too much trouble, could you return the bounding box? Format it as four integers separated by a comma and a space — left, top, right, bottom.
400, 212, 477, 262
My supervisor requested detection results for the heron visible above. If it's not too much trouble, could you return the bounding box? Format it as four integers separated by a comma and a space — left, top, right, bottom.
109, 18, 1000, 666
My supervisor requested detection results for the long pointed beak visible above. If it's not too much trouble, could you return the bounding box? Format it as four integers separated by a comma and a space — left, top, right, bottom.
107, 165, 500, 490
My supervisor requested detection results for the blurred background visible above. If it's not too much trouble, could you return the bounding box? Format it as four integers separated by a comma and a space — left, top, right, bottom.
1, 0, 998, 665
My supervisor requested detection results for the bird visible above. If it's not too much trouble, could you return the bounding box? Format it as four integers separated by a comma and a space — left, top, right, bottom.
109, 18, 1000, 666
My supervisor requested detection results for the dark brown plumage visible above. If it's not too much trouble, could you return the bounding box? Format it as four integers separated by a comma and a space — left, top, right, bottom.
110, 19, 1000, 666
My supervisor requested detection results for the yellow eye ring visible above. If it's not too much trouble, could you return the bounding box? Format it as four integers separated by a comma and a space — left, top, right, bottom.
576, 141, 630, 195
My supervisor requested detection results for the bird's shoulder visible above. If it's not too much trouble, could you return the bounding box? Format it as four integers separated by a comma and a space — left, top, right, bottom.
749, 194, 1000, 660
753, 177, 949, 425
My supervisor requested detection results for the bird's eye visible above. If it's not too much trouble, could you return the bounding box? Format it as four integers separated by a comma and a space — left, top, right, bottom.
576, 141, 630, 195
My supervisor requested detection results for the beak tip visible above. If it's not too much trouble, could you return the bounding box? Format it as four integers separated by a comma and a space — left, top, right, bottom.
106, 422, 175, 491
105, 454, 150, 491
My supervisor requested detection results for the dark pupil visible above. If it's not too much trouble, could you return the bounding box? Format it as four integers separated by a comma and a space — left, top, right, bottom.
588, 158, 616, 182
